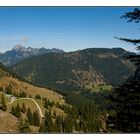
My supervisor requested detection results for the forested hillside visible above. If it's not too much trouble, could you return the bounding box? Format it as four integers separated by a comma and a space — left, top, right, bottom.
0, 62, 103, 133
11, 48, 135, 94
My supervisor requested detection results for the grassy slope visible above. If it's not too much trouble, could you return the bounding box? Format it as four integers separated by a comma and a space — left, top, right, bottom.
8, 98, 65, 117
0, 76, 65, 104
85, 84, 113, 93
0, 63, 66, 133
0, 110, 19, 133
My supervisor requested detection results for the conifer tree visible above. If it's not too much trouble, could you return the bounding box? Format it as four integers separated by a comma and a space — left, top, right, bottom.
29, 94, 32, 98
0, 86, 3, 91
5, 85, 12, 95
15, 103, 21, 118
33, 110, 40, 126
26, 107, 33, 125
45, 110, 53, 132
39, 122, 48, 133
110, 8, 140, 132
19, 118, 30, 133
22, 103, 26, 113
11, 106, 15, 115
55, 116, 62, 132
0, 94, 7, 111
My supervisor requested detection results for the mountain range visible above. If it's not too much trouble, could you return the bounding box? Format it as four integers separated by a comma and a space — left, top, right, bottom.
11, 47, 136, 94
0, 46, 137, 133
0, 44, 64, 66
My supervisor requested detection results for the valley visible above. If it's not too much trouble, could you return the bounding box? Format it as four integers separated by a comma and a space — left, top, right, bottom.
11, 48, 135, 94
0, 7, 140, 134
0, 46, 138, 133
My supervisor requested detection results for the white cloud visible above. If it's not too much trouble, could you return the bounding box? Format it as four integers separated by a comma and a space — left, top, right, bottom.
0, 36, 29, 43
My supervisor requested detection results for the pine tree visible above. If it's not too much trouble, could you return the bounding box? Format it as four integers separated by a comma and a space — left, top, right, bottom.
39, 121, 48, 133
29, 94, 32, 98
11, 106, 15, 115
39, 110, 53, 132
35, 94, 41, 100
26, 107, 33, 125
19, 118, 30, 133
63, 115, 73, 133
110, 8, 140, 132
45, 110, 53, 132
0, 86, 3, 91
0, 94, 7, 111
55, 116, 62, 132
15, 103, 21, 118
33, 110, 40, 126
22, 103, 26, 113
5, 85, 12, 95
44, 100, 49, 109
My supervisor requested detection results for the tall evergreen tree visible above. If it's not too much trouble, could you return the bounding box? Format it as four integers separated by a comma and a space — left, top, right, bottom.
5, 85, 12, 95
55, 116, 63, 132
0, 86, 3, 91
39, 110, 53, 133
0, 94, 7, 111
26, 107, 33, 125
22, 103, 26, 113
110, 8, 140, 132
15, 103, 21, 118
11, 106, 15, 115
33, 110, 40, 126
19, 118, 30, 133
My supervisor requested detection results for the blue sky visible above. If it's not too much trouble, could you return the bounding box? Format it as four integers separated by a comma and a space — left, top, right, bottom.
0, 7, 139, 52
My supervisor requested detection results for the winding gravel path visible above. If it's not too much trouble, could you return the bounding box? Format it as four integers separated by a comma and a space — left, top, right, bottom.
8, 97, 44, 118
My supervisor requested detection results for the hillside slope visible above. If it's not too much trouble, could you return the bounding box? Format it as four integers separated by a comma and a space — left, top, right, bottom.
11, 48, 135, 94
0, 62, 67, 133
0, 62, 64, 103
0, 110, 19, 133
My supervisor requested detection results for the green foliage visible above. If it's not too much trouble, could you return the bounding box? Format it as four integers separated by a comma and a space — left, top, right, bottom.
26, 107, 33, 125
5, 85, 12, 95
35, 94, 41, 100
0, 94, 7, 111
11, 106, 15, 115
55, 116, 62, 132
29, 94, 32, 98
22, 103, 26, 113
44, 98, 55, 109
0, 86, 3, 91
107, 8, 140, 133
40, 110, 53, 132
11, 104, 21, 118
15, 103, 21, 118
19, 91, 27, 97
33, 110, 40, 126
19, 118, 30, 133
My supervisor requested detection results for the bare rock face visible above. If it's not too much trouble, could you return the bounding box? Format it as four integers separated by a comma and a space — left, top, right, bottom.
0, 44, 64, 66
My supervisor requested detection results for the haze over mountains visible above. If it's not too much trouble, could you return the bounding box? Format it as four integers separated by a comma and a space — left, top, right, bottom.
0, 44, 64, 66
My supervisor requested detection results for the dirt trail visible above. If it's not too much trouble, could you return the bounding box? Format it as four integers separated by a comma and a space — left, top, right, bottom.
8, 97, 44, 118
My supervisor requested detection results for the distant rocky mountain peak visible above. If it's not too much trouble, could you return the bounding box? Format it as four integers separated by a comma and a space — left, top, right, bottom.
12, 44, 25, 51
0, 45, 64, 66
